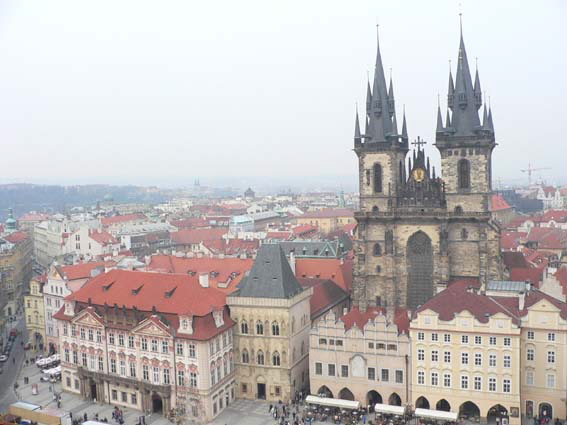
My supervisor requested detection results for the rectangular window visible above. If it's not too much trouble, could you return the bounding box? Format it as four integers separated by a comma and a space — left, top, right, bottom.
118, 334, 124, 346
474, 376, 482, 390
64, 348, 70, 363
431, 372, 438, 386
417, 371, 425, 385
395, 370, 404, 384
417, 332, 424, 341
128, 335, 135, 348
546, 373, 555, 388
131, 393, 137, 405
121, 392, 127, 403
444, 351, 451, 363
503, 379, 511, 393
474, 353, 482, 366
120, 360, 126, 376
503, 337, 511, 346
177, 370, 185, 386
80, 328, 85, 339
461, 335, 468, 344
319, 338, 327, 345
431, 333, 438, 342
489, 377, 496, 392
368, 367, 375, 380
336, 340, 343, 346
98, 356, 104, 371
443, 373, 451, 388
109, 333, 115, 345
461, 352, 469, 365
163, 368, 170, 384
96, 330, 102, 343
526, 370, 534, 386
461, 375, 469, 389
112, 390, 117, 401
503, 355, 511, 368
110, 358, 116, 374
162, 341, 169, 354
489, 336, 496, 345
474, 335, 482, 345
381, 369, 389, 382
368, 342, 374, 349
489, 354, 496, 367
89, 356, 95, 370
275, 386, 281, 397
130, 362, 136, 377
82, 352, 88, 367
141, 338, 148, 351
341, 365, 348, 378
63, 324, 68, 336
190, 372, 197, 387
443, 334, 451, 343
547, 332, 555, 342
151, 339, 158, 352
176, 342, 184, 356
188, 344, 196, 357
143, 365, 149, 381
88, 329, 94, 341
315, 363, 322, 375
241, 383, 247, 393
418, 349, 425, 361
153, 367, 160, 384
527, 348, 535, 361
431, 350, 438, 362
527, 331, 534, 340
328, 364, 335, 376
547, 351, 555, 363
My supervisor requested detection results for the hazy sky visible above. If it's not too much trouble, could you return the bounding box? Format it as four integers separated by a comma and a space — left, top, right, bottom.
0, 0, 565, 188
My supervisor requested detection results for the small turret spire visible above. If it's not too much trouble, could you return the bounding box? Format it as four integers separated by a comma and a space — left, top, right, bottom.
487, 106, 494, 132
436, 103, 444, 133
482, 103, 488, 129
445, 108, 452, 128
401, 106, 408, 139
354, 107, 362, 144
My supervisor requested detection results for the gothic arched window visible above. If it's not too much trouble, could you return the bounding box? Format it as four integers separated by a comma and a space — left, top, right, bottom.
272, 322, 280, 336
458, 159, 470, 189
373, 163, 383, 193
257, 350, 264, 365
272, 351, 281, 366
461, 228, 469, 240
373, 243, 382, 256
240, 320, 248, 334
256, 321, 263, 335
241, 349, 249, 363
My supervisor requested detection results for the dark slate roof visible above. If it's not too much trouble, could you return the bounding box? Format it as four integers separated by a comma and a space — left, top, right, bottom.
279, 239, 349, 259
236, 244, 304, 299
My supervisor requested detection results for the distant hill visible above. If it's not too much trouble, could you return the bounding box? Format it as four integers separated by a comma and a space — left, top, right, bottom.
0, 183, 171, 220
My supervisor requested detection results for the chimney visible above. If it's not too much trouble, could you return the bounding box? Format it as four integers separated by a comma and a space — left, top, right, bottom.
519, 291, 525, 311
289, 251, 296, 274
199, 273, 209, 288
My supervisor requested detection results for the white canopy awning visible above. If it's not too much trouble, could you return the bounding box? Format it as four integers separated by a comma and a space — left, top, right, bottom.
415, 408, 458, 421
306, 395, 360, 410
374, 404, 405, 415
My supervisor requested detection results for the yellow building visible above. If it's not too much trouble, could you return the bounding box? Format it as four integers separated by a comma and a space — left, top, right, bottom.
24, 275, 47, 352
295, 209, 354, 234
228, 244, 313, 402
410, 280, 567, 425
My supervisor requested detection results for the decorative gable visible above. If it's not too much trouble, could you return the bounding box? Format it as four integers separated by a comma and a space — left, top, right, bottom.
64, 300, 75, 316
178, 315, 193, 335
133, 317, 171, 337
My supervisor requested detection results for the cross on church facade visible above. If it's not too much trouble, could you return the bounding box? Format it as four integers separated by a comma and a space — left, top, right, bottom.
411, 137, 427, 150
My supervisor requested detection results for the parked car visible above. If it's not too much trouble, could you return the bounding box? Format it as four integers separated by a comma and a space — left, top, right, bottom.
0, 355, 8, 362
23, 342, 31, 350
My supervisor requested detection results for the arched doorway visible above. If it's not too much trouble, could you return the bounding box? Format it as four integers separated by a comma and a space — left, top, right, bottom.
487, 404, 508, 425
338, 388, 354, 401
367, 391, 382, 407
88, 379, 97, 401
152, 393, 163, 414
539, 403, 552, 420
416, 396, 430, 409
389, 393, 402, 406
406, 231, 434, 308
459, 402, 480, 420
436, 399, 450, 412
317, 386, 333, 398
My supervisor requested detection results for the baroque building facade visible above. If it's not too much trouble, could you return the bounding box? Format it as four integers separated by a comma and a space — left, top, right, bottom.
352, 29, 502, 310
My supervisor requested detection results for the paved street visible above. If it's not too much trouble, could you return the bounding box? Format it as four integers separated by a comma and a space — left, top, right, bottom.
0, 313, 28, 412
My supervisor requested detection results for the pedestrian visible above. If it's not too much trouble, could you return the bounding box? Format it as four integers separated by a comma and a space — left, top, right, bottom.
84, 412, 88, 422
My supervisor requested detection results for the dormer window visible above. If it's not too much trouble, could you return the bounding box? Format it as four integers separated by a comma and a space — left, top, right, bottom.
213, 310, 224, 328
179, 315, 193, 335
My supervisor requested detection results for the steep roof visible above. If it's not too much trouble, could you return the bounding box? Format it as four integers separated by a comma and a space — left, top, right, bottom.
57, 261, 115, 281
340, 307, 410, 334
295, 257, 353, 292
236, 244, 304, 299
66, 269, 227, 316
297, 277, 349, 319
88, 229, 118, 246
491, 194, 512, 212
502, 251, 528, 269
3, 231, 29, 244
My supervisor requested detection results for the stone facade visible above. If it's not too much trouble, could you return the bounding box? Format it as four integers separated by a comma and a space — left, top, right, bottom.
24, 276, 47, 352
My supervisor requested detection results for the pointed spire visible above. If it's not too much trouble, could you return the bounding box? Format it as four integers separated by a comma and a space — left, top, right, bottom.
436, 104, 444, 133
445, 109, 452, 128
366, 79, 372, 114
473, 62, 482, 107
482, 104, 488, 129
447, 63, 455, 108
392, 110, 398, 135
487, 106, 494, 132
354, 108, 362, 144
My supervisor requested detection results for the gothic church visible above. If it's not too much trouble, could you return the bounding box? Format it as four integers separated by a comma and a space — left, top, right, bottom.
352, 27, 502, 310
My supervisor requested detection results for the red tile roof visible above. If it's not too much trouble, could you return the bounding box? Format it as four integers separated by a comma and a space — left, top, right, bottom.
3, 231, 29, 244
266, 231, 294, 241
66, 269, 228, 317
170, 228, 228, 245
491, 194, 512, 211
510, 267, 544, 287
58, 261, 115, 280
340, 307, 410, 334
554, 267, 567, 299
502, 252, 528, 269
300, 208, 354, 219
537, 210, 567, 223
292, 224, 318, 237
170, 218, 210, 229
297, 277, 349, 319
542, 186, 556, 196
147, 254, 253, 293
18, 212, 50, 222
89, 229, 119, 246
500, 231, 528, 251
202, 238, 259, 256
295, 257, 353, 292
525, 227, 567, 249
101, 213, 147, 226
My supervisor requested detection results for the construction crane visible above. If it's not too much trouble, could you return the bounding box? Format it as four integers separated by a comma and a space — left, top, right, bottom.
521, 163, 551, 186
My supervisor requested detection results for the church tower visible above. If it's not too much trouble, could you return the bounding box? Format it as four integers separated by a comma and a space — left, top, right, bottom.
435, 24, 495, 213
354, 30, 408, 214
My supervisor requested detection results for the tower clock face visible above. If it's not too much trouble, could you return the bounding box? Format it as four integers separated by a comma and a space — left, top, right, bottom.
412, 168, 426, 182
